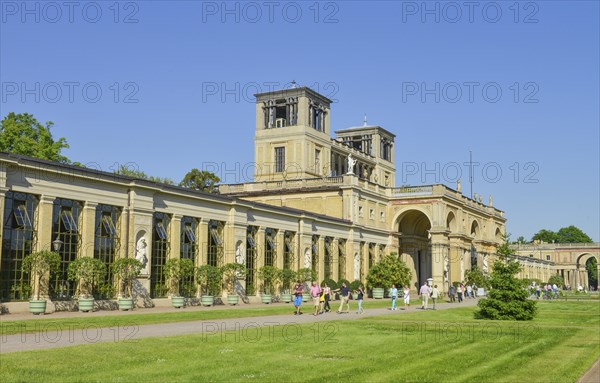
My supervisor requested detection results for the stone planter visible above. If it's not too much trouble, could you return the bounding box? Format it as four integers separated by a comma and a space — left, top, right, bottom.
29, 299, 46, 315
280, 293, 292, 303
118, 298, 134, 311
372, 288, 385, 299
261, 294, 272, 304
227, 295, 240, 305
201, 295, 214, 307
302, 292, 310, 302
78, 297, 95, 312
171, 296, 185, 308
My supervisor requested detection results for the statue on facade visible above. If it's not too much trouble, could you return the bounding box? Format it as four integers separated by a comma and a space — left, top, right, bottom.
346, 154, 357, 175
489, 195, 493, 207
304, 248, 311, 268
353, 252, 360, 280
457, 178, 462, 193
483, 254, 489, 274
443, 253, 449, 282
136, 238, 149, 273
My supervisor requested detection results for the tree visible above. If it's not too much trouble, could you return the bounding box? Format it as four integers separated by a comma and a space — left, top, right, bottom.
531, 229, 559, 243
179, 168, 220, 193
0, 113, 70, 163
556, 226, 593, 243
547, 273, 564, 288
366, 254, 412, 289
516, 236, 527, 244
475, 260, 537, 321
531, 226, 593, 244
465, 266, 490, 289
114, 164, 174, 185
585, 257, 598, 289
496, 233, 515, 258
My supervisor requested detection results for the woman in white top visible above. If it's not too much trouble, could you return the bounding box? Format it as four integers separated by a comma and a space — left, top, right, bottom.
403, 285, 411, 309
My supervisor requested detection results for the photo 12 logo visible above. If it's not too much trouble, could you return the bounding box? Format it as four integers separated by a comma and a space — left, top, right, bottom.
201, 1, 340, 23
1, 82, 140, 104
400, 161, 540, 184
201, 81, 339, 103
400, 1, 539, 24
1, 1, 140, 23
401, 82, 540, 104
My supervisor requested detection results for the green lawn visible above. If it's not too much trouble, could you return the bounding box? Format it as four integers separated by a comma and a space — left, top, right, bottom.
1, 301, 598, 383
0, 298, 410, 335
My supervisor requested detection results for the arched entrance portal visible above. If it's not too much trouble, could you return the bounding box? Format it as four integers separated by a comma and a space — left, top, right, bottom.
396, 210, 432, 290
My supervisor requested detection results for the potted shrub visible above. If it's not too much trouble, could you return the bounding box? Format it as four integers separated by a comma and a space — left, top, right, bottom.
111, 257, 143, 311
350, 280, 361, 299
297, 267, 317, 302
257, 266, 282, 304
197, 265, 222, 306
221, 262, 246, 305
163, 258, 195, 308
366, 254, 412, 299
22, 251, 61, 315
67, 257, 106, 312
280, 268, 296, 303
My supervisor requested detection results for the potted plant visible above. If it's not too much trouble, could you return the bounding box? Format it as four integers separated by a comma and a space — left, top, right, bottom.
111, 257, 143, 311
221, 262, 246, 305
163, 258, 195, 308
257, 266, 282, 304
197, 265, 222, 306
297, 267, 316, 302
22, 251, 61, 314
67, 257, 106, 312
280, 268, 296, 303
366, 254, 412, 299
350, 280, 361, 299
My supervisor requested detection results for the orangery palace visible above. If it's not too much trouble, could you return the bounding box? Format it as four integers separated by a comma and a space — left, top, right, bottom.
4, 86, 592, 310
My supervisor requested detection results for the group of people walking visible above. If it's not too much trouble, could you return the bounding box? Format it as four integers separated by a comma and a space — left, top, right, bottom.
447, 283, 476, 303
293, 281, 366, 316
292, 281, 450, 315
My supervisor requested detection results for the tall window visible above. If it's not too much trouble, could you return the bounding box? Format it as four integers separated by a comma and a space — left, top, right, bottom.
265, 228, 277, 267
1, 192, 38, 301
470, 245, 478, 270
208, 220, 223, 267
180, 216, 198, 297
51, 199, 82, 300
338, 239, 346, 281
275, 147, 285, 173
283, 231, 295, 270
311, 235, 319, 275
246, 227, 258, 295
151, 212, 170, 298
94, 205, 120, 299
324, 237, 333, 279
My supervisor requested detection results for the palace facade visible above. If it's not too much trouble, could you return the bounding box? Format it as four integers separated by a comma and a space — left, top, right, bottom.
1, 86, 511, 308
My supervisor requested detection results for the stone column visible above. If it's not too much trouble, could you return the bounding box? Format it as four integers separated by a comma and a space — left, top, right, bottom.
276, 230, 285, 271
37, 195, 56, 252
80, 202, 98, 258
198, 219, 209, 265
170, 215, 182, 260
317, 236, 325, 282
256, 227, 266, 269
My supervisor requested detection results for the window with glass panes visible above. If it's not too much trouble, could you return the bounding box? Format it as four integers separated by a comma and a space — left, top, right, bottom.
338, 240, 346, 280
246, 227, 258, 295
180, 216, 198, 297
311, 235, 319, 274
51, 199, 82, 300
265, 228, 276, 267
283, 231, 295, 270
151, 213, 170, 298
208, 221, 223, 267
274, 147, 285, 173
324, 237, 333, 279
94, 205, 120, 299
1, 192, 38, 301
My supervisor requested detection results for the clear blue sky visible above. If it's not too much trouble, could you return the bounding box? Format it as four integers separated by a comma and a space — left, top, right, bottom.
1, 1, 598, 241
